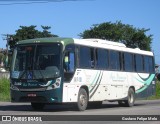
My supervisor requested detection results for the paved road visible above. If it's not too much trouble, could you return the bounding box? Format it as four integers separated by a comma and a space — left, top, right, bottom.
0, 100, 160, 124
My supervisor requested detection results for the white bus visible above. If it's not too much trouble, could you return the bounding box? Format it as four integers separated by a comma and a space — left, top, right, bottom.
10, 37, 155, 111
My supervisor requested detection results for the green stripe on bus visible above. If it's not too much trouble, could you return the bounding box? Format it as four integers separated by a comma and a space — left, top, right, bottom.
88, 71, 101, 90
136, 74, 155, 93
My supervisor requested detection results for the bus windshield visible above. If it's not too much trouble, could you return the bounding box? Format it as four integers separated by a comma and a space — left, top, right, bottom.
11, 43, 61, 80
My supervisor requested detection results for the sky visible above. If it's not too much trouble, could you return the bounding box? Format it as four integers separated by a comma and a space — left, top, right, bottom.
0, 0, 160, 64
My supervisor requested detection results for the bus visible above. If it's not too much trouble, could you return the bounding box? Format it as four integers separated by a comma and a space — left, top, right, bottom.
10, 37, 155, 111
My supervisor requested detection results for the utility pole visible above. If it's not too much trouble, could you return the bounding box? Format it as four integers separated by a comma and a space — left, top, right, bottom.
6, 35, 9, 55
1, 34, 12, 68
6, 34, 9, 67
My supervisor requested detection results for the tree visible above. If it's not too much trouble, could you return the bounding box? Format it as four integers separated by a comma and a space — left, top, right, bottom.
8, 25, 58, 49
79, 21, 152, 51
0, 53, 4, 67
41, 26, 58, 37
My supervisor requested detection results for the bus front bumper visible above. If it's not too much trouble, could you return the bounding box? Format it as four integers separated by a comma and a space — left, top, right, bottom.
11, 89, 62, 103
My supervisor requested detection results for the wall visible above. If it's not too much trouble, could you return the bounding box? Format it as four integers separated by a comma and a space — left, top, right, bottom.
0, 72, 10, 79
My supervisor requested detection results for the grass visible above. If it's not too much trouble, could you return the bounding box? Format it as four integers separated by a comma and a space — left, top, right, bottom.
0, 78, 10, 101
147, 80, 160, 100
155, 80, 160, 96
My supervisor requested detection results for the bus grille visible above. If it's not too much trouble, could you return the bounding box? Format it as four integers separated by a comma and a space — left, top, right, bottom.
19, 88, 46, 92
20, 96, 47, 102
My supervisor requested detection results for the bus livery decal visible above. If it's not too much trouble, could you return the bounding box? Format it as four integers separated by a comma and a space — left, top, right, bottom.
89, 72, 103, 99
135, 74, 155, 93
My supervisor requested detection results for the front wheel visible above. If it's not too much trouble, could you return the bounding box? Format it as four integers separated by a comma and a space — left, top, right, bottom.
31, 102, 45, 110
77, 88, 88, 111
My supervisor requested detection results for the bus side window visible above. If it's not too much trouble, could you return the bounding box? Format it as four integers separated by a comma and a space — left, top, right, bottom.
109, 50, 120, 70
64, 52, 75, 73
135, 54, 143, 72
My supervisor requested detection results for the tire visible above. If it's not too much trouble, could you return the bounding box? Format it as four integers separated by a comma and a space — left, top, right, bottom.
31, 102, 45, 110
77, 88, 88, 111
125, 88, 135, 107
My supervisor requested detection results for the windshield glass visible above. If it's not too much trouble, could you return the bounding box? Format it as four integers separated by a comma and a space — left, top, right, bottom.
11, 43, 61, 79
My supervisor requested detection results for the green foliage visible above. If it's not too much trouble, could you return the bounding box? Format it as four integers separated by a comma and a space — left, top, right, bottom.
0, 53, 4, 64
0, 53, 4, 59
147, 80, 160, 100
156, 81, 160, 97
0, 78, 10, 101
79, 21, 152, 51
8, 25, 58, 49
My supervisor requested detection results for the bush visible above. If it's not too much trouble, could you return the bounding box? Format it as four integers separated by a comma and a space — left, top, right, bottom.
147, 80, 160, 100
0, 78, 10, 101
156, 80, 160, 97
157, 73, 160, 81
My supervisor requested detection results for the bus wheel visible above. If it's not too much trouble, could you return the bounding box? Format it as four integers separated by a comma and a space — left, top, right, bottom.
77, 88, 88, 111
31, 102, 45, 110
125, 88, 135, 107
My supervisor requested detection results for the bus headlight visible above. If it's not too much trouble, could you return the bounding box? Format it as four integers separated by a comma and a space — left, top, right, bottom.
46, 77, 61, 90
55, 78, 61, 87
10, 83, 19, 91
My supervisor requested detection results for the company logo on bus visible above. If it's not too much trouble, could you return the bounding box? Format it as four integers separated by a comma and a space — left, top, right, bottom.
27, 72, 33, 79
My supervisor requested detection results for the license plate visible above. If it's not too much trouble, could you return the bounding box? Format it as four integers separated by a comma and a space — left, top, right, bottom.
27, 94, 36, 97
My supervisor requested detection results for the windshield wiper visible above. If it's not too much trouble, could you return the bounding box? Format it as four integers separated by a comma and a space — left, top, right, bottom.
36, 64, 47, 82
31, 44, 46, 81
18, 70, 26, 80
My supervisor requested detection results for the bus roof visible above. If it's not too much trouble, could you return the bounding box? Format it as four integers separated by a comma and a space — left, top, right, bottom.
17, 37, 74, 46
73, 38, 153, 56
16, 37, 153, 56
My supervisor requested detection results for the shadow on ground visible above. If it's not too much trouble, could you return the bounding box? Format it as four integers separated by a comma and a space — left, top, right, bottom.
0, 102, 146, 113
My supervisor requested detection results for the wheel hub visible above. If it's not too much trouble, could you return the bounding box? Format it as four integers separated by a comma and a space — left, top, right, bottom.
80, 94, 86, 106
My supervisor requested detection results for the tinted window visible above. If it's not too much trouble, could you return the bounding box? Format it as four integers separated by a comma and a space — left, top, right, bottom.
148, 56, 154, 73
110, 50, 120, 70
90, 48, 95, 68
144, 56, 150, 73
13, 44, 61, 79
143, 56, 154, 73
96, 49, 109, 69
64, 52, 75, 72
124, 53, 133, 71
79, 46, 91, 68
36, 45, 60, 70
135, 54, 143, 72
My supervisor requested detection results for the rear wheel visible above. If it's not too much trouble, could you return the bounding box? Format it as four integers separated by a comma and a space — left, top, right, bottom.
77, 88, 88, 111
31, 102, 45, 110
125, 88, 135, 107
118, 88, 135, 107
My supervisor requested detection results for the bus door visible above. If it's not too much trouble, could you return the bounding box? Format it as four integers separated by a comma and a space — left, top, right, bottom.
63, 51, 75, 82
